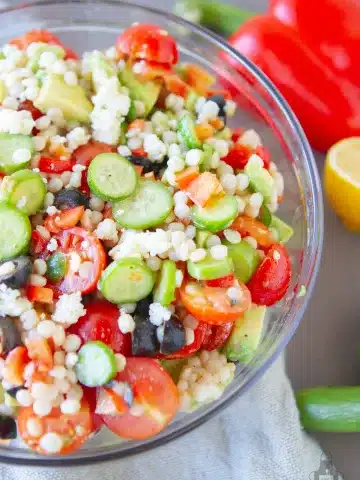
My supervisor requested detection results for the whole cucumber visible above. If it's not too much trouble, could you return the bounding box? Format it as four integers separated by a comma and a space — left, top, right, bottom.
296, 386, 360, 432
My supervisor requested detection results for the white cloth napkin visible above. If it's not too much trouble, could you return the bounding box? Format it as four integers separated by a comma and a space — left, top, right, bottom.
0, 356, 328, 480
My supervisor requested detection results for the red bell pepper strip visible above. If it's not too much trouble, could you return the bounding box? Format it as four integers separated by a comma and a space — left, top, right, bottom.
177, 0, 360, 152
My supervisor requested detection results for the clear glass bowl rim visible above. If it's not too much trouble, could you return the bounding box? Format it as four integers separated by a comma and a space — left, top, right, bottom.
0, 0, 324, 467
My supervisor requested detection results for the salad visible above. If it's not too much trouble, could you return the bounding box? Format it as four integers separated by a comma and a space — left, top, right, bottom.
0, 24, 293, 455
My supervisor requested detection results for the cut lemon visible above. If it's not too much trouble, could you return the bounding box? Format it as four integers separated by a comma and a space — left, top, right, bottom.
324, 137, 360, 231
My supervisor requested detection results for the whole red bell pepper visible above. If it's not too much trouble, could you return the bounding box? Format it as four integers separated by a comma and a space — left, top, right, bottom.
177, 0, 360, 152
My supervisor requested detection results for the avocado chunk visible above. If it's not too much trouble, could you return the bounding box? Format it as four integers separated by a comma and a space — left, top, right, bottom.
27, 43, 65, 72
34, 73, 93, 123
270, 215, 294, 244
83, 50, 117, 92
119, 66, 161, 117
245, 157, 274, 202
161, 359, 186, 383
223, 305, 266, 363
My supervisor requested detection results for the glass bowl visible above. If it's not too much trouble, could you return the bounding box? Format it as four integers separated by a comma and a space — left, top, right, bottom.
0, 0, 323, 466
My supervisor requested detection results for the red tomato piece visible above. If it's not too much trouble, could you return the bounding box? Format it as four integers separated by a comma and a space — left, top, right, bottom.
223, 143, 253, 170
18, 398, 93, 454
30, 230, 48, 255
50, 227, 106, 295
101, 358, 179, 440
3, 347, 29, 385
44, 206, 84, 234
231, 128, 244, 143
116, 24, 178, 66
202, 322, 234, 351
205, 274, 235, 288
164, 74, 190, 98
81, 386, 104, 431
183, 64, 216, 95
160, 321, 208, 360
185, 172, 223, 207
25, 338, 53, 370
63, 47, 79, 60
10, 29, 63, 49
26, 286, 53, 304
38, 156, 74, 174
247, 243, 291, 306
69, 301, 132, 356
180, 280, 251, 325
254, 145, 271, 170
232, 216, 275, 248
95, 387, 129, 416
18, 100, 43, 121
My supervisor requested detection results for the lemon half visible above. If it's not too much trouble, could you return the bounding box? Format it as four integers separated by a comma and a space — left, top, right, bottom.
324, 137, 360, 231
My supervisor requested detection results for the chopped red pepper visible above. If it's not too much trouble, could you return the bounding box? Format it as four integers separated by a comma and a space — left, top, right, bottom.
38, 156, 74, 174
26, 286, 54, 304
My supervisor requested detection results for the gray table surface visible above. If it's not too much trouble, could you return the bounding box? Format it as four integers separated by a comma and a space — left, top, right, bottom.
143, 0, 360, 478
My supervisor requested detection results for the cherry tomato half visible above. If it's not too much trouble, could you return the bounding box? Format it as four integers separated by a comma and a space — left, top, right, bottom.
38, 156, 74, 174
44, 206, 84, 234
10, 29, 63, 49
18, 398, 93, 455
202, 322, 234, 351
232, 216, 274, 248
116, 24, 178, 66
69, 301, 132, 356
180, 280, 251, 325
247, 243, 291, 306
101, 358, 179, 440
50, 227, 106, 295
223, 143, 253, 170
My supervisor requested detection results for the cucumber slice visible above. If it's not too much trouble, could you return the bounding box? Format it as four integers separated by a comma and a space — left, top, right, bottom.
113, 179, 174, 230
270, 215, 294, 244
153, 260, 176, 306
195, 230, 211, 248
34, 73, 93, 123
223, 305, 266, 363
46, 252, 66, 283
187, 253, 234, 281
0, 204, 31, 262
87, 153, 138, 201
100, 258, 155, 304
0, 134, 34, 175
178, 113, 202, 149
245, 159, 274, 202
225, 241, 261, 284
185, 89, 199, 112
1, 169, 46, 215
75, 341, 117, 387
258, 204, 272, 227
119, 67, 161, 117
27, 43, 65, 72
191, 195, 238, 233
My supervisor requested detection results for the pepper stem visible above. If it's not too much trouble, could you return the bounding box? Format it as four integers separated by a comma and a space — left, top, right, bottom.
174, 1, 253, 37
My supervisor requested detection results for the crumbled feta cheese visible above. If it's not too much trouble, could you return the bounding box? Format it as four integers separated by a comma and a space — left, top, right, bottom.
148, 303, 172, 326
185, 149, 203, 167
39, 432, 63, 454
223, 229, 241, 244
117, 145, 131, 157
52, 292, 86, 325
0, 261, 15, 277
210, 245, 228, 260
0, 284, 31, 317
20, 309, 39, 330
47, 238, 58, 252
198, 100, 219, 123
118, 312, 135, 334
12, 148, 31, 164
66, 127, 90, 151
143, 134, 167, 161
94, 219, 118, 241
0, 108, 35, 135
238, 129, 262, 149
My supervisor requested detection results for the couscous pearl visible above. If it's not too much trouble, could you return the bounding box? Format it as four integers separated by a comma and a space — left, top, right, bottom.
115, 354, 126, 372
50, 366, 67, 380
185, 225, 196, 239
168, 143, 181, 157
236, 173, 250, 192
175, 269, 184, 287
33, 399, 52, 417
206, 235, 221, 248
26, 417, 43, 438
118, 145, 131, 157
146, 256, 162, 272
249, 192, 263, 209
236, 197, 246, 214
168, 156, 185, 172
16, 389, 33, 407
60, 399, 81, 414
227, 287, 243, 304
184, 327, 195, 346
174, 204, 190, 220
54, 378, 71, 394
47, 177, 63, 193
173, 190, 188, 205
220, 174, 237, 194
66, 369, 78, 384
13, 148, 31, 164
53, 350, 66, 366
243, 236, 258, 249
29, 274, 47, 287
189, 248, 207, 263
62, 334, 81, 353
39, 433, 63, 454
34, 136, 47, 151
239, 129, 262, 149
89, 197, 105, 212
167, 222, 185, 232
65, 352, 78, 369
210, 245, 228, 260
224, 229, 241, 244
185, 149, 203, 167
67, 385, 83, 401
37, 320, 56, 338
120, 303, 137, 314
53, 325, 66, 347
33, 258, 47, 275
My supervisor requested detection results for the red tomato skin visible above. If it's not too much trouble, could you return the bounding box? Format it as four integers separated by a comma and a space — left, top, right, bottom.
69, 301, 132, 356
18, 100, 43, 121
255, 146, 271, 170
205, 274, 235, 289
30, 230, 48, 255
202, 323, 234, 351
116, 24, 178, 65
223, 143, 252, 170
38, 156, 74, 174
247, 243, 291, 306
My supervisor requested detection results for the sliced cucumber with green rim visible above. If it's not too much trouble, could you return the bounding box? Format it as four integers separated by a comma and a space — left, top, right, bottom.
75, 341, 117, 387
0, 204, 31, 261
187, 253, 234, 281
0, 134, 34, 175
153, 260, 176, 306
178, 113, 202, 149
195, 230, 212, 248
245, 159, 274, 202
100, 258, 155, 304
270, 215, 294, 244
191, 195, 238, 233
1, 169, 46, 215
87, 153, 138, 201
113, 179, 174, 230
46, 252, 67, 283
127, 99, 137, 121
34, 73, 93, 123
258, 204, 272, 227
225, 241, 261, 284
